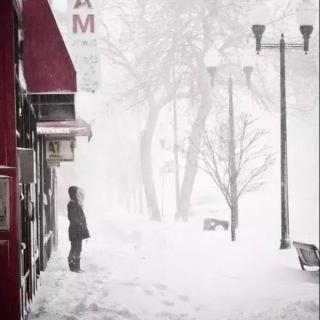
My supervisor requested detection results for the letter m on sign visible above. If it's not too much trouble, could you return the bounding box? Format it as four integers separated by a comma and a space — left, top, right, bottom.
73, 15, 95, 34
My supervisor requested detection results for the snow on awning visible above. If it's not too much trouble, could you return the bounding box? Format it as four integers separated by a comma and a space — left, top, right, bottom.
22, 0, 76, 94
37, 119, 92, 141
13, 0, 22, 22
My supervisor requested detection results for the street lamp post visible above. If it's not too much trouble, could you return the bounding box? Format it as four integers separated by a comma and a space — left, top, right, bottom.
204, 47, 221, 87
250, 0, 316, 249
204, 46, 254, 240
241, 39, 255, 88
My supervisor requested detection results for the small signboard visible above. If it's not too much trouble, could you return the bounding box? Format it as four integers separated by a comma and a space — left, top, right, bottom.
0, 177, 10, 231
46, 139, 75, 162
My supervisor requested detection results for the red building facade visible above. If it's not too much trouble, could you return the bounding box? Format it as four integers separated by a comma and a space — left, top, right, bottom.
0, 2, 21, 318
0, 1, 90, 319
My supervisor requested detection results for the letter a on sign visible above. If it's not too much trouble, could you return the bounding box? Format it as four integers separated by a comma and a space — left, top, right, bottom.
74, 0, 93, 9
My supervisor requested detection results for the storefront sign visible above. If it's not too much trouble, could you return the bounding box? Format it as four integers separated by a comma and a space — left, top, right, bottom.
68, 0, 100, 92
0, 177, 10, 231
46, 139, 75, 162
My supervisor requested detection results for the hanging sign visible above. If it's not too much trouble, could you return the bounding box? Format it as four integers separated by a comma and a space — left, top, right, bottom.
46, 139, 75, 162
0, 177, 10, 231
68, 0, 100, 92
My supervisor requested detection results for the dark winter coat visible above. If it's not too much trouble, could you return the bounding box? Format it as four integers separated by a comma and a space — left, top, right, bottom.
68, 200, 90, 241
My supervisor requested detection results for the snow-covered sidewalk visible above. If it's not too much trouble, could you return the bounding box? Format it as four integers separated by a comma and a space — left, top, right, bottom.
29, 216, 319, 320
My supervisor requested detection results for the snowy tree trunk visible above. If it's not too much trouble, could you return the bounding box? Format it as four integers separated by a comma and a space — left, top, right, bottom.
229, 77, 239, 241
172, 98, 180, 216
230, 200, 239, 242
177, 67, 212, 221
140, 103, 161, 221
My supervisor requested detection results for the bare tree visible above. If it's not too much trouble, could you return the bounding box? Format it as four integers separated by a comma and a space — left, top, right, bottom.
174, 0, 319, 222
99, 0, 192, 220
175, 0, 255, 222
52, 0, 317, 223
99, 0, 262, 222
199, 114, 274, 241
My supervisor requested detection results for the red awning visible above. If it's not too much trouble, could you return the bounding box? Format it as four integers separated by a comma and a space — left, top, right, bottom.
22, 0, 76, 93
37, 119, 92, 141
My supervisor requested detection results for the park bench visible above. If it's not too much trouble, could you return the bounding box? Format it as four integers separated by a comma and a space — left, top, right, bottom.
292, 241, 320, 271
203, 218, 229, 231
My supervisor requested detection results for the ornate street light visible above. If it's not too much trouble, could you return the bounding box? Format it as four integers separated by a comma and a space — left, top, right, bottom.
250, 1, 270, 53
204, 47, 221, 87
297, 0, 316, 53
204, 44, 256, 240
251, 0, 315, 54
241, 39, 256, 88
250, 0, 316, 249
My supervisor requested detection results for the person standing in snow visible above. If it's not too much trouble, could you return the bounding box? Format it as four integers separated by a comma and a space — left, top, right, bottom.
67, 186, 90, 272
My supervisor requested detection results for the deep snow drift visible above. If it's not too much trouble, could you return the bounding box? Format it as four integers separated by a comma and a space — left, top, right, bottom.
28, 212, 319, 320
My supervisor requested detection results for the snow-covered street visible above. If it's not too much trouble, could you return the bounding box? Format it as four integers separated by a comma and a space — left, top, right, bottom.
29, 215, 319, 320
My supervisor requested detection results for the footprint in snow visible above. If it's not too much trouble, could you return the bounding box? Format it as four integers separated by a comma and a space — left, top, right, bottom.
74, 302, 86, 315
62, 315, 80, 320
120, 282, 139, 287
38, 299, 47, 305
86, 263, 108, 273
103, 307, 141, 320
156, 311, 193, 320
89, 264, 99, 271
194, 305, 202, 312
177, 295, 189, 302
88, 303, 101, 312
162, 300, 175, 307
78, 280, 87, 287
54, 280, 61, 287
153, 283, 167, 291
143, 289, 154, 296
300, 300, 319, 313
93, 279, 104, 285
102, 289, 109, 297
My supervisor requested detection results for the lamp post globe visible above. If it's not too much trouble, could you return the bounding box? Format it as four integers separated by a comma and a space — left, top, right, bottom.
204, 47, 221, 87
241, 39, 255, 88
250, 1, 270, 53
297, 0, 315, 53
